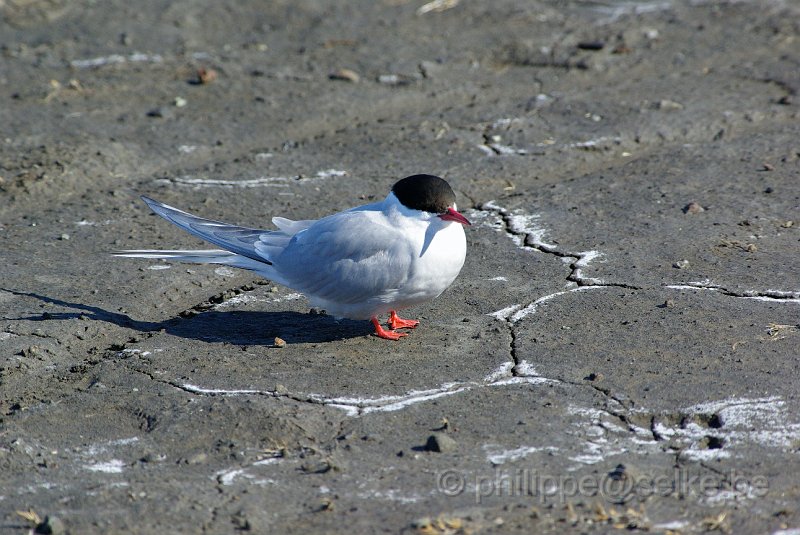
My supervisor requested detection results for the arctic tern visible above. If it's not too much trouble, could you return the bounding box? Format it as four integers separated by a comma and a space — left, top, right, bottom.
116, 174, 471, 340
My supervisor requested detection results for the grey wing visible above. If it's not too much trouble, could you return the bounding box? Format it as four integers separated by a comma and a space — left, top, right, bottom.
141, 196, 273, 264
274, 212, 413, 305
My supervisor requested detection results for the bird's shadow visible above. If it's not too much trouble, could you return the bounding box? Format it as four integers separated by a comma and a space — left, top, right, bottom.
2, 288, 372, 344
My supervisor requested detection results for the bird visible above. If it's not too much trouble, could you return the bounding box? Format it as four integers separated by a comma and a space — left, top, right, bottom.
115, 174, 471, 340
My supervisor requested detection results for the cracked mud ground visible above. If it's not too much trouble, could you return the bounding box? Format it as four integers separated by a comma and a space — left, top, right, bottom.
1, 0, 799, 533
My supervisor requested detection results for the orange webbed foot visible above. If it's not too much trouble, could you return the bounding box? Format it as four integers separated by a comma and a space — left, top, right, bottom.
388, 310, 419, 330
371, 317, 408, 340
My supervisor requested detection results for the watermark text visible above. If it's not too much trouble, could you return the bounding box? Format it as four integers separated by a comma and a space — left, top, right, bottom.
436, 467, 768, 504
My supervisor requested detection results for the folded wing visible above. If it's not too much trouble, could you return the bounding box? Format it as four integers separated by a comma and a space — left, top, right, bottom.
141, 196, 277, 264
271, 210, 414, 308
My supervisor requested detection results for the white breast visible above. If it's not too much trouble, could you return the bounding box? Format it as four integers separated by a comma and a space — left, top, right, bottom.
394, 219, 467, 309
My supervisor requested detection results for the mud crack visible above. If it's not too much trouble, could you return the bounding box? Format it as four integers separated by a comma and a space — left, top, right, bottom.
479, 201, 639, 290
665, 281, 800, 303
112, 360, 556, 418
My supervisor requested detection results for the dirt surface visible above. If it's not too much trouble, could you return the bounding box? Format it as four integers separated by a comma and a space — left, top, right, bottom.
2, 0, 799, 533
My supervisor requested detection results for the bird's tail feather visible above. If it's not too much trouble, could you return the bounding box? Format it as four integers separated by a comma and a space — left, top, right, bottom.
112, 249, 268, 271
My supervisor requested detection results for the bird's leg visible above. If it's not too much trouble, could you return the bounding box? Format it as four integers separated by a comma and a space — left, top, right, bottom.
371, 317, 407, 340
388, 310, 420, 330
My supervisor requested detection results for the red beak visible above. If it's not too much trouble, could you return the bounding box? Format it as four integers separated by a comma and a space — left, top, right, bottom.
438, 207, 471, 226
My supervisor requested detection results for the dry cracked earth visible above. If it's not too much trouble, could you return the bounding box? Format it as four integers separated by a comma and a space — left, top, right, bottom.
1, 0, 799, 533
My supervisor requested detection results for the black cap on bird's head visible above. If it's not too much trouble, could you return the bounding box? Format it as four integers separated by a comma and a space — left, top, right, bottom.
392, 174, 471, 226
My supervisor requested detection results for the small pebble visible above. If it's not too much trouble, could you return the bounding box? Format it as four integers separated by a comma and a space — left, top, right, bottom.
577, 41, 605, 50
35, 516, 65, 535
657, 99, 684, 111
643, 28, 659, 40
174, 96, 187, 108
187, 452, 208, 465
146, 107, 173, 119
196, 67, 217, 84
140, 452, 166, 463
378, 74, 401, 85
274, 337, 286, 348
328, 68, 360, 83
418, 60, 441, 78
301, 459, 331, 474
683, 202, 704, 214
673, 259, 690, 269
612, 43, 631, 54
59, 233, 70, 240
377, 73, 417, 86
424, 433, 457, 453
21, 345, 40, 357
